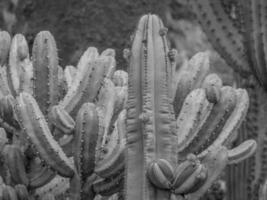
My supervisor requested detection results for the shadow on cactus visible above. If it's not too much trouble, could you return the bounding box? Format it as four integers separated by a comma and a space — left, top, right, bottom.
0, 13, 256, 200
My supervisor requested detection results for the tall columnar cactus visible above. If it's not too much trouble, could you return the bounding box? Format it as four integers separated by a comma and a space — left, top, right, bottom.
125, 14, 256, 200
126, 14, 177, 200
184, 1, 267, 199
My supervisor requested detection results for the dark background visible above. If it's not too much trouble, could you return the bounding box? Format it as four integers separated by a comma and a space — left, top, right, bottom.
0, 0, 233, 85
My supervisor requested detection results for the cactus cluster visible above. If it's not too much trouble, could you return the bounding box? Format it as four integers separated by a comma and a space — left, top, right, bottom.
125, 14, 256, 200
183, 1, 267, 199
0, 13, 256, 200
0, 30, 128, 200
185, 0, 267, 87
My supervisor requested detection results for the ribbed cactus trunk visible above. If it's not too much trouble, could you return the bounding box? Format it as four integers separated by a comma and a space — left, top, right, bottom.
126, 14, 177, 200
227, 79, 267, 200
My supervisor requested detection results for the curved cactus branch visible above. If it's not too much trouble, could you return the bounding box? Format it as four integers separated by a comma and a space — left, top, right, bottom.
16, 92, 74, 178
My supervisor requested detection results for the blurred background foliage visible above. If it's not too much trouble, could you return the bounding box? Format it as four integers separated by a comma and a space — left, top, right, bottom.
0, 0, 235, 91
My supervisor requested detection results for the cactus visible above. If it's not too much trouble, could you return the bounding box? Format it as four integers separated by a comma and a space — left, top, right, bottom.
0, 27, 131, 200
125, 13, 255, 200
32, 31, 59, 116
8, 34, 31, 96
3, 144, 29, 186
184, 1, 267, 199
0, 31, 11, 67
186, 0, 250, 78
0, 13, 257, 200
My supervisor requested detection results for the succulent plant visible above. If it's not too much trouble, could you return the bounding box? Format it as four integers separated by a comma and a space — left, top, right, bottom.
125, 14, 256, 200
0, 13, 256, 200
0, 29, 127, 200
183, 1, 267, 199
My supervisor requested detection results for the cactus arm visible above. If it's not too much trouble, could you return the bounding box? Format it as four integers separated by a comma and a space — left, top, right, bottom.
198, 88, 249, 160
70, 102, 99, 200
186, 52, 210, 89
227, 139, 257, 164
16, 92, 74, 177
242, 0, 267, 88
34, 175, 69, 198
76, 47, 98, 77
0, 31, 11, 66
212, 89, 249, 145
186, 146, 229, 200
96, 78, 116, 148
0, 67, 12, 97
32, 31, 59, 116
187, 0, 250, 77
173, 52, 210, 117
59, 47, 98, 117
74, 102, 99, 180
176, 89, 212, 152
95, 109, 126, 178
60, 57, 109, 118
179, 86, 237, 157
8, 34, 29, 96
112, 85, 128, 125
3, 144, 29, 186
102, 55, 116, 79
